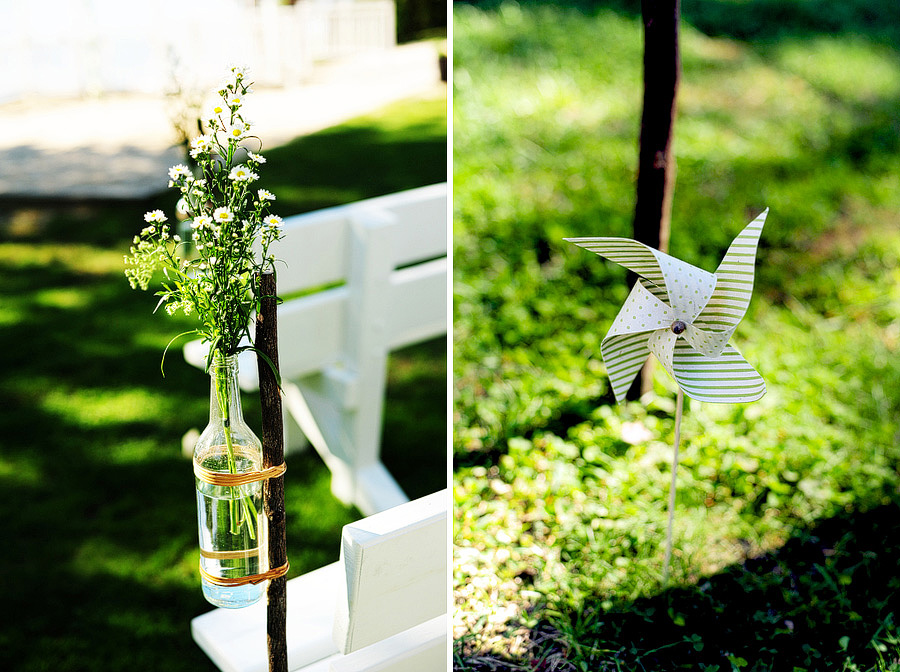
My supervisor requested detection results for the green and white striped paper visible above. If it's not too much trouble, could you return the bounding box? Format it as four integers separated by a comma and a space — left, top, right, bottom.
565, 209, 768, 404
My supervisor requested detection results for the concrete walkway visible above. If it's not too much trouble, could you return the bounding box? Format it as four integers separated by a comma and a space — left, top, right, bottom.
0, 43, 445, 199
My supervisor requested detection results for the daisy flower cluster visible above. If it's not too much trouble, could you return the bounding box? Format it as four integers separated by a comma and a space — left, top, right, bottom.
125, 66, 285, 363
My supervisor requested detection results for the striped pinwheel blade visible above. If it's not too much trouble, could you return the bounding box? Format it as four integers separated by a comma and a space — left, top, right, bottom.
693, 209, 768, 332
671, 340, 766, 403
601, 332, 651, 403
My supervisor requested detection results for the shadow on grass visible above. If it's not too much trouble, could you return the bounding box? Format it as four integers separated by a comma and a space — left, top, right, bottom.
382, 336, 448, 500
457, 502, 900, 671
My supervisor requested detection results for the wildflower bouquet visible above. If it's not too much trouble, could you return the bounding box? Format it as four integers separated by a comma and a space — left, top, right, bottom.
125, 66, 283, 362
125, 66, 283, 552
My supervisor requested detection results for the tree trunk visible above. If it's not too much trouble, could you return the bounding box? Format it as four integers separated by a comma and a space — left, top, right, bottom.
628, 0, 681, 400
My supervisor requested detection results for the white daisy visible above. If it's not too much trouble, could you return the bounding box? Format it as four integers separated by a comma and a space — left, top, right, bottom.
144, 210, 167, 223
168, 164, 192, 181
191, 214, 212, 230
190, 135, 212, 152
247, 151, 266, 164
263, 214, 283, 228
228, 165, 258, 182
257, 189, 276, 201
225, 122, 249, 141
213, 207, 233, 223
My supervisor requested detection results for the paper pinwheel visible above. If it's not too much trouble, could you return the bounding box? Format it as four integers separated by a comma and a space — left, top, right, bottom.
565, 209, 768, 404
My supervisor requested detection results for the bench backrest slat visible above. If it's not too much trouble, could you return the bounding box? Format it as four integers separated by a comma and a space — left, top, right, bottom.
333, 490, 448, 654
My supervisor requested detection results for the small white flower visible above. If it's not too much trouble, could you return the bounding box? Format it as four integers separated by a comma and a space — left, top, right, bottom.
247, 151, 266, 164
191, 214, 212, 230
228, 94, 242, 108
257, 189, 276, 201
211, 103, 226, 116
263, 214, 283, 228
230, 65, 249, 78
228, 165, 258, 182
213, 208, 234, 224
144, 210, 167, 223
190, 135, 212, 152
173, 234, 181, 243
168, 164, 192, 180
225, 123, 249, 141
208, 256, 218, 265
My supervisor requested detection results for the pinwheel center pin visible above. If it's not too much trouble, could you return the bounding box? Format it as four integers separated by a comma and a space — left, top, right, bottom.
670, 320, 687, 335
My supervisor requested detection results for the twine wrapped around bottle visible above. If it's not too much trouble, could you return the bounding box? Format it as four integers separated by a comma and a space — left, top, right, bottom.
194, 451, 288, 587
194, 458, 287, 487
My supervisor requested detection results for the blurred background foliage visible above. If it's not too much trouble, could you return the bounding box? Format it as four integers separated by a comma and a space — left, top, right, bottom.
396, 0, 449, 41
453, 1, 900, 669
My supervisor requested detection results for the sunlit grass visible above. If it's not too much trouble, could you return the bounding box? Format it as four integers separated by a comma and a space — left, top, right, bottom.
775, 37, 900, 102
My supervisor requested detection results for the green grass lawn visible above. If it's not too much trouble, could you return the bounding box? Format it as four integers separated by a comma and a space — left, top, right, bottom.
0, 88, 446, 671
453, 2, 900, 670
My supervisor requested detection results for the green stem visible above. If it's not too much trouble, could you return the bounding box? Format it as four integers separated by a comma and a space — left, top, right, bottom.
213, 359, 256, 540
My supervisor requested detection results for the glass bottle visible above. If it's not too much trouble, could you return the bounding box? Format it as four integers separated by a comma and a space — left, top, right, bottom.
193, 353, 267, 608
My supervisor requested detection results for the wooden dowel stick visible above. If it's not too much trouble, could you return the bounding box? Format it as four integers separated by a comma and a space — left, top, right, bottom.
663, 387, 684, 584
256, 271, 287, 672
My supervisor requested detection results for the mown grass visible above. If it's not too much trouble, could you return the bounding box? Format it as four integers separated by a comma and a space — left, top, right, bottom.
453, 2, 900, 670
0, 89, 446, 672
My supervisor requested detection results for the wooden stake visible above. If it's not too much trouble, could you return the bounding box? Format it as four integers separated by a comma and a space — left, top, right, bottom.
663, 387, 684, 583
256, 270, 288, 672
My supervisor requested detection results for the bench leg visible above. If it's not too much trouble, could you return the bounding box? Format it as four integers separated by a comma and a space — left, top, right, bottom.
331, 462, 409, 516
282, 381, 409, 515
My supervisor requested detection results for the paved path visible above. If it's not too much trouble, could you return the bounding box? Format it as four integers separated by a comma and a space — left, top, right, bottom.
0, 43, 445, 199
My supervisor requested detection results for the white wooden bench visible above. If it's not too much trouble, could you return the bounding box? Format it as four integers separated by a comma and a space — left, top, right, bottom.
191, 489, 448, 672
184, 183, 447, 516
